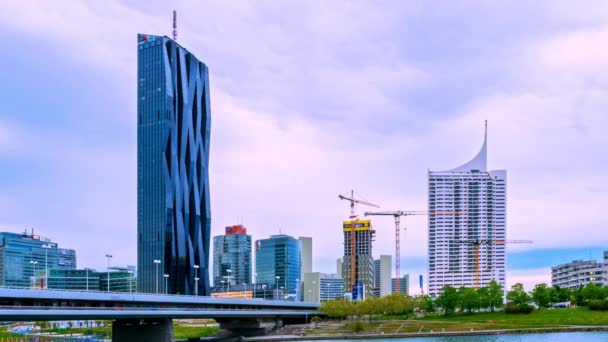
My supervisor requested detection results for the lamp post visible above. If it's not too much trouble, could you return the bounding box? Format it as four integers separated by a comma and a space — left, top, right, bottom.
295, 278, 299, 302
128, 270, 134, 294
164, 274, 169, 294
30, 261, 38, 288
105, 254, 112, 293
153, 259, 161, 294
193, 264, 199, 296
226, 269, 232, 293
42, 244, 51, 289
253, 272, 257, 298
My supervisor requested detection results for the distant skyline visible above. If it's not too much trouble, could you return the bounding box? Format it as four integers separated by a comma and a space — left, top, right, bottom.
0, 1, 607, 292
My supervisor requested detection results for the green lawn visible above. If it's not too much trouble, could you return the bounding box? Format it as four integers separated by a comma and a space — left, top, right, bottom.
302, 309, 608, 336
420, 308, 608, 327
173, 326, 219, 339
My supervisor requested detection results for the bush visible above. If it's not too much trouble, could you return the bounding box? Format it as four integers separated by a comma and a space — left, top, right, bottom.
504, 303, 534, 314
589, 300, 608, 311
349, 321, 366, 333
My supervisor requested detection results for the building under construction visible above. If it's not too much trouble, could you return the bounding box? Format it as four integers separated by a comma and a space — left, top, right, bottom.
342, 219, 375, 299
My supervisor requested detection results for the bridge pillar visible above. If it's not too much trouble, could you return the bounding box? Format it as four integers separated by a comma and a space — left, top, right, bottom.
216, 317, 284, 337
112, 318, 173, 342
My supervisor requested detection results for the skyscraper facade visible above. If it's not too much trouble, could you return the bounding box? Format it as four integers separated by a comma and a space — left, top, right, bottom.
299, 237, 312, 276
255, 235, 301, 296
137, 33, 212, 295
0, 231, 76, 288
427, 122, 506, 297
342, 219, 375, 299
373, 255, 392, 297
213, 225, 252, 286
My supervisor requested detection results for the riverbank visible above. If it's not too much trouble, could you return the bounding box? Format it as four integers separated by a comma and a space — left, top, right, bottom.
243, 325, 608, 341
244, 308, 608, 341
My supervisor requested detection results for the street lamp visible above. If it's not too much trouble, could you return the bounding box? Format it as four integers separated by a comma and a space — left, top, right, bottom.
41, 244, 51, 289
163, 274, 169, 294
295, 278, 300, 301
153, 259, 161, 294
128, 270, 134, 294
105, 254, 112, 293
30, 261, 38, 288
193, 264, 200, 296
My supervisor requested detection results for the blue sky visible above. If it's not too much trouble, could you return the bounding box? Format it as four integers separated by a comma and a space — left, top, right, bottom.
0, 0, 607, 291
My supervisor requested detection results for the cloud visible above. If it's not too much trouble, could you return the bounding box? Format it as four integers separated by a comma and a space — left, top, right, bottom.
0, 0, 606, 278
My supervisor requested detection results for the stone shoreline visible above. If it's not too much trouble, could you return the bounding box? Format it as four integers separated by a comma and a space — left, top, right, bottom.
242, 325, 608, 341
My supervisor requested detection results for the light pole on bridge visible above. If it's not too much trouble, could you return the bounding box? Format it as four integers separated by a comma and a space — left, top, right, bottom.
193, 264, 199, 296
105, 254, 112, 293
153, 259, 161, 294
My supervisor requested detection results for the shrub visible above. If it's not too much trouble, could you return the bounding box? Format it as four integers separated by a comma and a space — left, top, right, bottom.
310, 316, 322, 326
589, 300, 608, 311
349, 321, 366, 333
504, 303, 534, 314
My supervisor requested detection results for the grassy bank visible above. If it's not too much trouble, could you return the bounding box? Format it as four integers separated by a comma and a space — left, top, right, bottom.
420, 307, 608, 327
289, 308, 608, 336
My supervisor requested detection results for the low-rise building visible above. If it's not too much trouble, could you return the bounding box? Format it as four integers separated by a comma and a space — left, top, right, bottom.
551, 251, 608, 289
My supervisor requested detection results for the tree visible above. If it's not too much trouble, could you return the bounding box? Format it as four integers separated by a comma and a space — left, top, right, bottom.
478, 286, 490, 311
415, 295, 435, 315
581, 283, 604, 304
458, 286, 479, 313
486, 280, 504, 312
436, 285, 459, 316
531, 283, 551, 308
507, 283, 531, 305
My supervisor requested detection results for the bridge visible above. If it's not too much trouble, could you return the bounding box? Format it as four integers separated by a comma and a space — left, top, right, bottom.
0, 288, 321, 341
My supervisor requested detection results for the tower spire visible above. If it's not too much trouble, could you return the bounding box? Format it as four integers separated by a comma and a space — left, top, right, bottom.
172, 10, 177, 41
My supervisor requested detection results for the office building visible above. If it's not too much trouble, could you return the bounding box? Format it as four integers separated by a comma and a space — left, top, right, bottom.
255, 235, 301, 298
427, 122, 506, 297
303, 272, 343, 302
552, 251, 608, 289
392, 275, 409, 295
299, 237, 312, 276
213, 225, 252, 286
137, 33, 212, 295
342, 219, 375, 299
47, 266, 136, 293
336, 258, 343, 276
373, 255, 392, 297
0, 231, 76, 288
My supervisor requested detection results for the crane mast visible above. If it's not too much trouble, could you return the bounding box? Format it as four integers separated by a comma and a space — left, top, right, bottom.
338, 190, 379, 296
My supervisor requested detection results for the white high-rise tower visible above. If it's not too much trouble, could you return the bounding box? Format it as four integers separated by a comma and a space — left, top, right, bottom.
427, 122, 506, 297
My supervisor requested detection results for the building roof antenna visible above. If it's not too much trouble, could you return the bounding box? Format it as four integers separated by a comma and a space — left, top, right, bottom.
172, 10, 178, 41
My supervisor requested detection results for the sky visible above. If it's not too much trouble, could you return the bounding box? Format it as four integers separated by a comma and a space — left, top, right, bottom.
0, 0, 607, 293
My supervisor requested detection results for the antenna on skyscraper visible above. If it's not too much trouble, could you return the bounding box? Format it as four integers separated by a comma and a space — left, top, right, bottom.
172, 10, 178, 41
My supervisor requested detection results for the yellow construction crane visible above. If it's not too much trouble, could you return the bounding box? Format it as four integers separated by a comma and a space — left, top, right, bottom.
453, 239, 533, 288
338, 190, 379, 293
364, 210, 467, 292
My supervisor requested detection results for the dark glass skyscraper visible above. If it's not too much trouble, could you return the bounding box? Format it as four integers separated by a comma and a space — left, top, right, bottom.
137, 34, 211, 295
